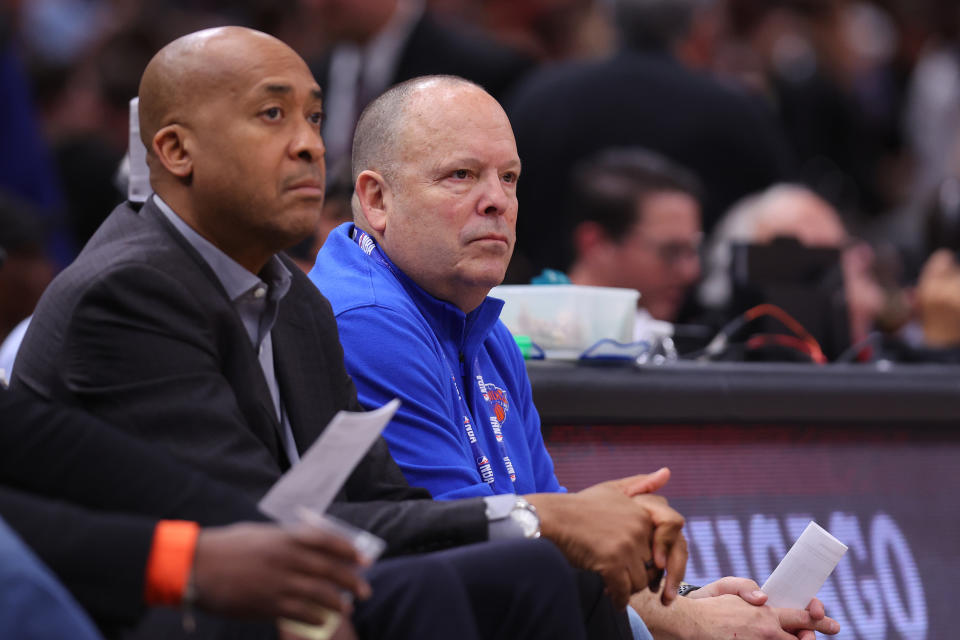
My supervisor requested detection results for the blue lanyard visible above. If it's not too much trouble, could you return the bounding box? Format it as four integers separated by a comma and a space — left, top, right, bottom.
440, 349, 517, 491
351, 228, 517, 490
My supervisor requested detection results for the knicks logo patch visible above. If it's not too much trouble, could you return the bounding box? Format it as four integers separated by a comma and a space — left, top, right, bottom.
483, 383, 510, 423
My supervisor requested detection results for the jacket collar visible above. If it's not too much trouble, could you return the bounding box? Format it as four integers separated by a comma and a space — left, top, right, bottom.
347, 223, 504, 361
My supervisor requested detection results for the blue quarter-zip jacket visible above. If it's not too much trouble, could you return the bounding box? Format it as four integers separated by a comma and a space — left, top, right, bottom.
309, 223, 563, 499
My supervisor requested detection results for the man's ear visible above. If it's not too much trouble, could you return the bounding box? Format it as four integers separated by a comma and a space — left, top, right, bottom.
355, 170, 389, 233
151, 125, 193, 179
572, 221, 612, 257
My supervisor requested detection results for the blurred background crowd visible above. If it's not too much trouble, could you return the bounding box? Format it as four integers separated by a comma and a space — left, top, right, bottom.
4, 0, 960, 361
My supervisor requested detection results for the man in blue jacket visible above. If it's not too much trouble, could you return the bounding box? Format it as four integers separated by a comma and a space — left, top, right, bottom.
309, 75, 840, 640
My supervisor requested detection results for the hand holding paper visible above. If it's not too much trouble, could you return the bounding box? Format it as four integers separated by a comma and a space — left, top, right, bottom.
762, 521, 848, 609
260, 399, 401, 523
262, 401, 398, 640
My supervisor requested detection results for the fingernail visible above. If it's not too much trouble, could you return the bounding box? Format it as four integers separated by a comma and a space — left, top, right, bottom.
828, 620, 840, 634
752, 590, 764, 599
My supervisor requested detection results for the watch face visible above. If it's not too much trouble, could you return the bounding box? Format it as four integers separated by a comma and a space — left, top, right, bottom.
513, 506, 541, 538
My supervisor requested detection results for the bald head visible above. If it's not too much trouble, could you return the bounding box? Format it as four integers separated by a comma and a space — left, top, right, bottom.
751, 185, 847, 248
139, 27, 306, 154
134, 26, 326, 274
351, 75, 486, 187
350, 74, 519, 312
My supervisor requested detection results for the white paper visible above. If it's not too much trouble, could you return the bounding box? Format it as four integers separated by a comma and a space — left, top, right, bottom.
762, 521, 848, 609
295, 506, 386, 564
259, 399, 400, 523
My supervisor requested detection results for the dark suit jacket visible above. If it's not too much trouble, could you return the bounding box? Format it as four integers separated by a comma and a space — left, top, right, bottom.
0, 485, 156, 634
314, 10, 533, 109
0, 386, 267, 633
506, 50, 796, 280
391, 11, 534, 102
12, 198, 488, 557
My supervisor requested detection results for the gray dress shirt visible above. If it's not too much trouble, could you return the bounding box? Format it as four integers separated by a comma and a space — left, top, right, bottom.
154, 196, 300, 464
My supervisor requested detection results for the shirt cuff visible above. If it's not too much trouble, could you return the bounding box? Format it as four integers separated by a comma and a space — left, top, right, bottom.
144, 520, 200, 607
484, 494, 525, 540
627, 606, 655, 640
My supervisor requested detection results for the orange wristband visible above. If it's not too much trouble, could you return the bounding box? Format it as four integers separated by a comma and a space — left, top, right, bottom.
144, 520, 200, 607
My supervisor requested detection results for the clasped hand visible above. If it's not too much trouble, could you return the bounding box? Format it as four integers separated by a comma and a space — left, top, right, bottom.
529, 467, 687, 609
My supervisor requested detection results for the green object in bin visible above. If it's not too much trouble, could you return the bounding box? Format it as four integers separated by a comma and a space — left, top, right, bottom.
514, 335, 533, 359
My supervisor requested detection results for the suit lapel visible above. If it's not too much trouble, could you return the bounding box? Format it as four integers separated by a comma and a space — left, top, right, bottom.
272, 270, 342, 456
273, 294, 317, 456
247, 350, 291, 469
141, 199, 291, 466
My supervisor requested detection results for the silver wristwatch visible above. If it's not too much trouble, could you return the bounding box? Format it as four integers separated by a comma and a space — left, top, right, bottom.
508, 496, 541, 539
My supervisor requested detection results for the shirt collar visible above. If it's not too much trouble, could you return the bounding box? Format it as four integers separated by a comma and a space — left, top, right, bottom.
349, 224, 504, 355
153, 195, 291, 303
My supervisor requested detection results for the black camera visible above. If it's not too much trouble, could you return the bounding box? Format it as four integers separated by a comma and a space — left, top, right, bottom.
730, 236, 850, 360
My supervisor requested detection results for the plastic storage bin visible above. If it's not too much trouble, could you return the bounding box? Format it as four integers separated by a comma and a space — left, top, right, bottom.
490, 285, 639, 359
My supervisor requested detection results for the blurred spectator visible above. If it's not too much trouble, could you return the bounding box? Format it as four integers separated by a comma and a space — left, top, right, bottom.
302, 0, 534, 169
21, 4, 276, 255
458, 0, 616, 61
36, 22, 167, 250
17, 0, 114, 67
565, 149, 703, 332
0, 192, 55, 343
506, 0, 793, 283
902, 1, 960, 205
0, 515, 103, 640
700, 184, 884, 346
923, 175, 960, 257
887, 175, 960, 354
717, 0, 907, 220
0, 8, 69, 264
914, 248, 960, 348
0, 20, 62, 213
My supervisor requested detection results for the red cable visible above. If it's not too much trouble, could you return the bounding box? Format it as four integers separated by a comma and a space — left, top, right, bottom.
742, 303, 828, 364
745, 334, 828, 364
